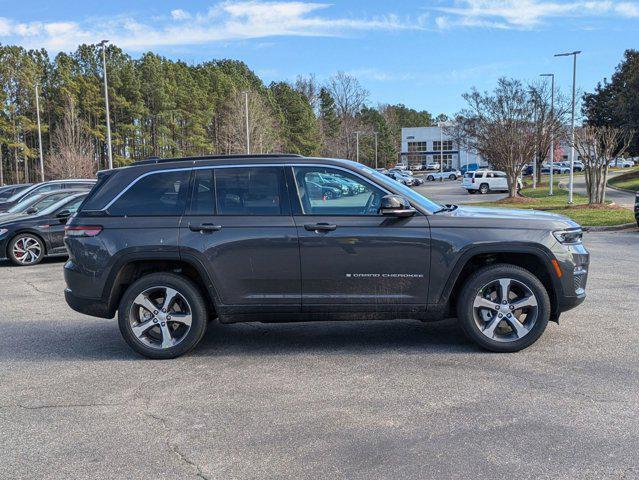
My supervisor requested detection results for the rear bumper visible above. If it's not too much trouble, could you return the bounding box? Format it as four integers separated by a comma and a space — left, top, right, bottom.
65, 288, 113, 319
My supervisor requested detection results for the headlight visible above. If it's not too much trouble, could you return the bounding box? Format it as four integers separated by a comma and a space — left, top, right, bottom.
0, 228, 8, 236
553, 228, 583, 244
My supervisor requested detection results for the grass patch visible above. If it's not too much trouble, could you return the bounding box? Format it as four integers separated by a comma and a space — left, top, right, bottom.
468, 186, 635, 227
609, 169, 639, 192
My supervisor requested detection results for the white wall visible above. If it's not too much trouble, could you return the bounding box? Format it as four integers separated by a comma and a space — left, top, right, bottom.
401, 126, 486, 169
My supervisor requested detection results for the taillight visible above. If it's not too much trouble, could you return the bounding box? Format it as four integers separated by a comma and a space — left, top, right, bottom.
471, 178, 475, 183
65, 225, 103, 237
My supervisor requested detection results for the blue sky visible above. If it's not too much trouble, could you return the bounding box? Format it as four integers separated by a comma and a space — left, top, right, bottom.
1, 0, 638, 115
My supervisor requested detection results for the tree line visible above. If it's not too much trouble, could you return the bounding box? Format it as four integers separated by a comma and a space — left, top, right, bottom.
0, 43, 440, 185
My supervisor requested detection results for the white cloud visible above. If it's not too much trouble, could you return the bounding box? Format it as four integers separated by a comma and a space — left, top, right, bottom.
170, 9, 191, 20
0, 1, 421, 52
434, 0, 639, 30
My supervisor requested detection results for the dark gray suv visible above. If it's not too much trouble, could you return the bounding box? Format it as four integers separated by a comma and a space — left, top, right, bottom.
64, 155, 589, 359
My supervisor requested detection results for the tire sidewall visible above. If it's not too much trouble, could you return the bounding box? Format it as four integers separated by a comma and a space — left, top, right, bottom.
8, 233, 45, 266
118, 273, 208, 359
457, 264, 551, 352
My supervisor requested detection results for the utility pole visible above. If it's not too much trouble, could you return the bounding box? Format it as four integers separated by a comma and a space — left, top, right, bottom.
555, 51, 581, 204
35, 84, 45, 182
439, 122, 444, 182
355, 131, 361, 163
373, 131, 379, 169
540, 73, 555, 195
99, 40, 113, 169
243, 91, 250, 154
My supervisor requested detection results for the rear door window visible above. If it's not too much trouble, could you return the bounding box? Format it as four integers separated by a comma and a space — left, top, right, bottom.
108, 170, 190, 216
214, 167, 288, 216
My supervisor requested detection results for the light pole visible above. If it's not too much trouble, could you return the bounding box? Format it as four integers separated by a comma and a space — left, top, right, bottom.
35, 84, 45, 182
439, 122, 444, 182
243, 91, 250, 154
355, 131, 361, 163
373, 131, 379, 169
555, 51, 581, 204
540, 73, 555, 195
99, 40, 113, 169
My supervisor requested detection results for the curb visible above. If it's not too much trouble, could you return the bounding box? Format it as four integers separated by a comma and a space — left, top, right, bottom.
606, 183, 637, 194
583, 223, 637, 232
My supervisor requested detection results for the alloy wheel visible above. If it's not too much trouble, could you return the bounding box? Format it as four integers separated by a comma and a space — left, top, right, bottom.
12, 236, 43, 265
472, 278, 539, 343
128, 286, 193, 350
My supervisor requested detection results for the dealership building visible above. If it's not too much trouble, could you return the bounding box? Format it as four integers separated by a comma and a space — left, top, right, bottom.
400, 126, 487, 170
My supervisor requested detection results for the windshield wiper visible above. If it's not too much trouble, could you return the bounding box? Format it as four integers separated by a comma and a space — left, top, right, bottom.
433, 204, 458, 214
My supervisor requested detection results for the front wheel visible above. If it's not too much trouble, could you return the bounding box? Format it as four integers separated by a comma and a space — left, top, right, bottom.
449, 174, 457, 180
427, 175, 434, 181
457, 264, 550, 352
118, 273, 209, 359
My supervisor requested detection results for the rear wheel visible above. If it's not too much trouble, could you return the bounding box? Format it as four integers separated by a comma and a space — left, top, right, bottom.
457, 264, 550, 352
427, 175, 435, 181
8, 233, 45, 266
479, 183, 490, 194
449, 174, 457, 180
118, 273, 208, 359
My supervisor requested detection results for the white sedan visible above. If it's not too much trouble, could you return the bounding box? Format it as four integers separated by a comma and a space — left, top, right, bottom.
424, 170, 462, 181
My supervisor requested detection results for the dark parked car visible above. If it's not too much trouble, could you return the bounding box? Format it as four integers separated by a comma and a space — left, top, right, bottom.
64, 154, 589, 359
0, 183, 32, 200
0, 179, 95, 213
0, 190, 86, 217
1, 192, 87, 266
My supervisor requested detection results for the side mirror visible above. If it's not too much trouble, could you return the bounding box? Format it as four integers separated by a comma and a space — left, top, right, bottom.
56, 210, 71, 223
26, 206, 38, 214
379, 195, 416, 218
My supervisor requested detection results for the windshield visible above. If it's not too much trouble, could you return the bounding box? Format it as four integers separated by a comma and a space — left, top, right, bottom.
38, 194, 85, 216
7, 194, 45, 213
4, 184, 38, 203
355, 164, 442, 212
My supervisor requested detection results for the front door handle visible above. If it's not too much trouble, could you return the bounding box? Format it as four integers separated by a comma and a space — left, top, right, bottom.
304, 223, 337, 232
189, 223, 222, 233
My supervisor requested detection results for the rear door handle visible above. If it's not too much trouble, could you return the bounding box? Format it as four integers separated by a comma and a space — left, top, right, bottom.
189, 223, 222, 233
304, 223, 337, 232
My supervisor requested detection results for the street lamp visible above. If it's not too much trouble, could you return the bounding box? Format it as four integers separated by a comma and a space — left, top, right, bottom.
554, 50, 581, 204
34, 84, 45, 182
373, 131, 379, 169
98, 40, 113, 169
540, 73, 555, 195
438, 121, 445, 182
242, 91, 250, 154
354, 131, 362, 163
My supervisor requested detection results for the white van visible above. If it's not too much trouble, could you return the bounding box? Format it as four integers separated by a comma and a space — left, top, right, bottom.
461, 170, 522, 194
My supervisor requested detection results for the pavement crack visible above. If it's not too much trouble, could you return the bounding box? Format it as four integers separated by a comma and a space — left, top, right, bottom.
146, 412, 211, 480
0, 402, 121, 410
23, 279, 59, 296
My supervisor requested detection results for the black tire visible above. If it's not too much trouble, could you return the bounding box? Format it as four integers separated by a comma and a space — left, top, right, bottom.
118, 273, 209, 359
8, 233, 45, 266
468, 190, 477, 194
456, 264, 551, 352
479, 183, 489, 194
449, 174, 457, 180
427, 175, 434, 181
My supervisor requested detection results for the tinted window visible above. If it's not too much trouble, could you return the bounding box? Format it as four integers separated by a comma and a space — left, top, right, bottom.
215, 167, 287, 216
189, 169, 215, 215
293, 166, 384, 216
64, 182, 94, 189
108, 170, 189, 216
33, 184, 62, 194
494, 172, 507, 178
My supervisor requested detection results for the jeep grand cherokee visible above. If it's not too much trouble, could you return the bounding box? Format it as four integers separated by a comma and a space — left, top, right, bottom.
63, 155, 589, 359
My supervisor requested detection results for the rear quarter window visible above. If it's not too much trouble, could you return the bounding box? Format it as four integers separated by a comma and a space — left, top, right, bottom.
107, 170, 190, 216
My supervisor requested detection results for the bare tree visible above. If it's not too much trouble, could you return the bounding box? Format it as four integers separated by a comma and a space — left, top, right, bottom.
218, 90, 281, 154
326, 72, 368, 160
456, 78, 539, 197
529, 82, 570, 185
46, 98, 95, 179
294, 74, 320, 113
573, 125, 633, 204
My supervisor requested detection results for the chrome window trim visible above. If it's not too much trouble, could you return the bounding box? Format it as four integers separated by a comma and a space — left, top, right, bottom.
100, 163, 424, 212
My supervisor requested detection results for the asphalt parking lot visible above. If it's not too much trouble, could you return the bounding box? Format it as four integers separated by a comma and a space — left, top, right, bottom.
412, 176, 508, 205
1, 231, 638, 480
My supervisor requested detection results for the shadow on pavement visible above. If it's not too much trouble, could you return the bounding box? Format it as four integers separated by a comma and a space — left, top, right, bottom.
1, 317, 475, 362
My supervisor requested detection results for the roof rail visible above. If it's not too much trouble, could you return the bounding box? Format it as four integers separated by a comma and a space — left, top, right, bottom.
134, 153, 304, 165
